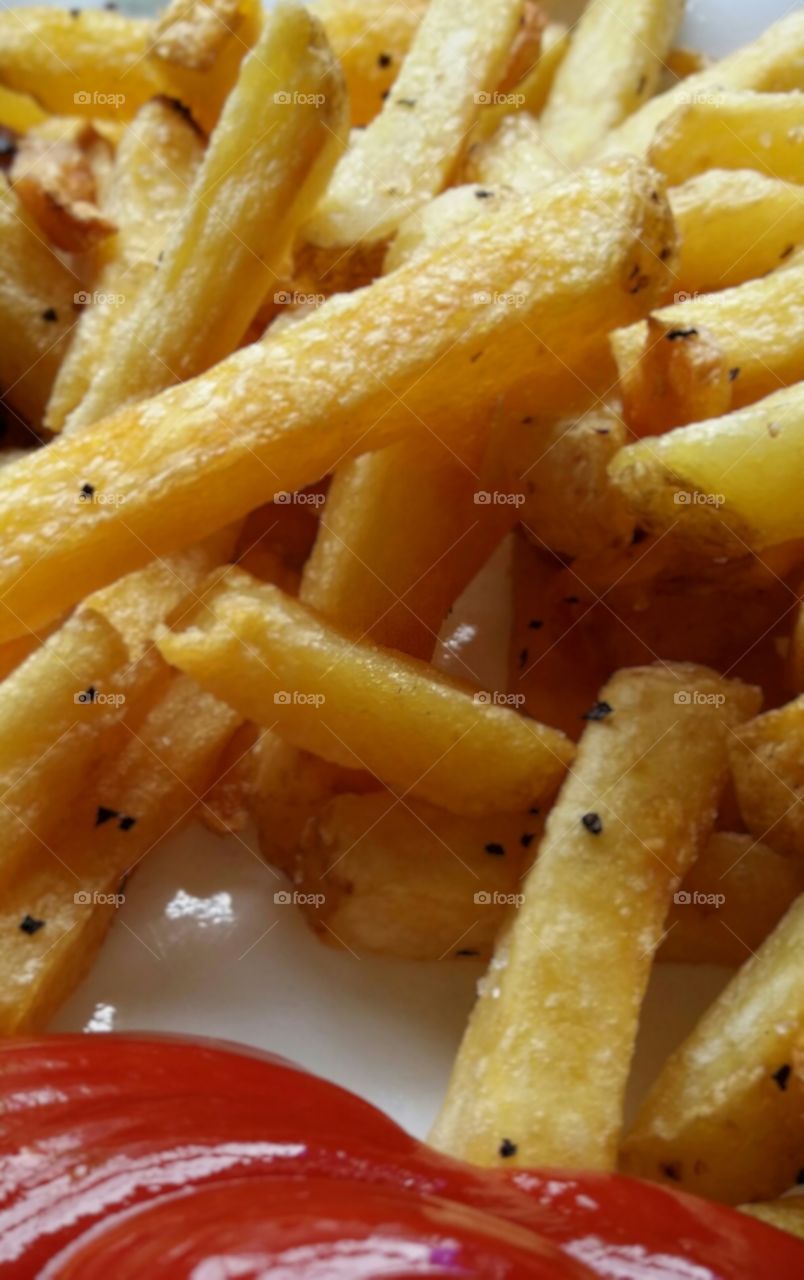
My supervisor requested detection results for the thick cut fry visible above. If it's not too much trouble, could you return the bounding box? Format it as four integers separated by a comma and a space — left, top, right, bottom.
304, 0, 525, 249
431, 663, 760, 1169
667, 170, 804, 297
293, 791, 542, 961
0, 180, 80, 427
660, 832, 800, 965
463, 112, 560, 191
0, 159, 673, 641
299, 429, 515, 660
384, 183, 515, 273
0, 675, 240, 1033
621, 893, 804, 1204
649, 92, 804, 187
310, 0, 428, 127
513, 403, 634, 559
729, 696, 804, 858
0, 9, 165, 121
10, 131, 115, 254
157, 568, 574, 816
539, 0, 683, 166
67, 3, 347, 431
612, 254, 804, 433
741, 1199, 804, 1240
601, 11, 804, 157
609, 383, 804, 554
46, 98, 204, 431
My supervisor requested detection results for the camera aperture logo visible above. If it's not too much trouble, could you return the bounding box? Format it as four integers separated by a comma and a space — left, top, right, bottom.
673, 889, 725, 908
274, 690, 325, 708
474, 890, 525, 907
74, 890, 125, 907
274, 889, 325, 907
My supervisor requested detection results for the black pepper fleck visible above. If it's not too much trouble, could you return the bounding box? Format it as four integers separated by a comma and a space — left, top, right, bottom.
528, 806, 540, 816
564, 596, 579, 605
475, 188, 493, 199
772, 1063, 791, 1091
527, 619, 543, 631
729, 367, 740, 381
19, 914, 45, 935
42, 307, 58, 323
119, 815, 137, 831
519, 648, 528, 668
521, 416, 533, 424
581, 812, 603, 835
377, 52, 392, 68
80, 482, 95, 499
397, 97, 417, 107
631, 527, 648, 545
582, 701, 613, 722
95, 805, 119, 826
456, 948, 479, 957
499, 1138, 517, 1158
484, 842, 505, 857
520, 832, 535, 849
666, 327, 698, 341
780, 243, 795, 259
660, 1161, 681, 1181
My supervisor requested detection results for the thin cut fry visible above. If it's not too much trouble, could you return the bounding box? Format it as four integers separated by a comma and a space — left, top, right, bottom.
431, 663, 759, 1168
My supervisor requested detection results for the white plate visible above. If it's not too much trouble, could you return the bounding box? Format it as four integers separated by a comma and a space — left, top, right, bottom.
52, 0, 791, 1140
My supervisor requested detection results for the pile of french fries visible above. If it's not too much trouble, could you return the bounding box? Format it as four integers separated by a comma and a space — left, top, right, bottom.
2, 0, 804, 1231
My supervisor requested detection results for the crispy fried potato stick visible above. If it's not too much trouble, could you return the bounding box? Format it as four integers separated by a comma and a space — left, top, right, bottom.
431, 663, 759, 1168
649, 91, 804, 186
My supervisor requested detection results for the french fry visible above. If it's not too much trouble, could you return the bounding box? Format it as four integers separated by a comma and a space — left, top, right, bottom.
620, 893, 804, 1204
199, 720, 259, 836
292, 790, 543, 961
0, 83, 47, 131
649, 91, 804, 187
469, 20, 568, 145
310, 0, 428, 127
45, 97, 204, 432
431, 663, 760, 1168
741, 1198, 804, 1240
600, 11, 804, 157
612, 253, 804, 434
667, 170, 804, 297
0, 674, 240, 1033
659, 832, 801, 965
10, 129, 116, 254
728, 696, 804, 858
148, 0, 262, 134
67, 2, 347, 431
0, 9, 165, 121
609, 383, 804, 554
0, 179, 80, 428
303, 0, 526, 251
384, 183, 515, 274
0, 159, 673, 640
540, 0, 683, 166
462, 112, 560, 190
157, 568, 575, 816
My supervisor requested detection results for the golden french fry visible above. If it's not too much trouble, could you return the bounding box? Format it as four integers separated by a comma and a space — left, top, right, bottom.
659, 832, 801, 965
667, 170, 804, 297
304, 0, 525, 251
728, 696, 804, 857
157, 568, 575, 816
0, 674, 240, 1033
46, 98, 204, 431
649, 91, 804, 187
384, 183, 515, 274
612, 253, 804, 432
601, 11, 804, 157
431, 663, 760, 1169
0, 180, 80, 427
469, 20, 568, 145
540, 0, 683, 166
0, 9, 165, 120
293, 790, 543, 961
310, 0, 428, 127
10, 130, 116, 253
609, 382, 804, 554
0, 158, 673, 640
621, 893, 804, 1204
67, 2, 347, 431
741, 1198, 804, 1240
463, 112, 560, 190
0, 83, 47, 131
